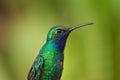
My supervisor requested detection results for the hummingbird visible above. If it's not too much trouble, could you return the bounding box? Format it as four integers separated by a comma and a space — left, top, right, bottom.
28, 22, 93, 80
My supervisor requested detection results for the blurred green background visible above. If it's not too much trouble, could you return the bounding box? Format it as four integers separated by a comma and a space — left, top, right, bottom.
0, 0, 120, 80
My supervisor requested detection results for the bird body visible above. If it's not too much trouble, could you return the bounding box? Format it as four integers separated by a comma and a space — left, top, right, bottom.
38, 42, 64, 80
28, 22, 93, 80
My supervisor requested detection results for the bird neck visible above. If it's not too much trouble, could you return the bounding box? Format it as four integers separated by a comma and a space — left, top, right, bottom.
46, 39, 67, 52
54, 39, 67, 51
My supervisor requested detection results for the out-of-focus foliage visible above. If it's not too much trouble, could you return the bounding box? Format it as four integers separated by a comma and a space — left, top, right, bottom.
0, 0, 120, 80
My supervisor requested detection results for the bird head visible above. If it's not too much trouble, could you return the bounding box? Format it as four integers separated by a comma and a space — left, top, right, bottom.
47, 22, 93, 42
46, 22, 93, 51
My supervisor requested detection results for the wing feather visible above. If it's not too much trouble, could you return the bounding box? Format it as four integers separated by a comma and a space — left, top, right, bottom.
28, 56, 44, 80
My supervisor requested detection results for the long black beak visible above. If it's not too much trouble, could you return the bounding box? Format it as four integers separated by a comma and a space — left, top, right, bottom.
68, 22, 94, 32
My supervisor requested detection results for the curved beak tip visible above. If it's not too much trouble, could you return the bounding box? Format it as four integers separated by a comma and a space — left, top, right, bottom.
68, 22, 94, 32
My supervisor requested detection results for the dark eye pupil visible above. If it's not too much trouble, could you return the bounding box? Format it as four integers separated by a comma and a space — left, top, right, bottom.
57, 30, 62, 33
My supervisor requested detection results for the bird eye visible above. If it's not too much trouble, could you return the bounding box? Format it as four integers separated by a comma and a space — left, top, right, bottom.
55, 29, 64, 35
57, 29, 62, 33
